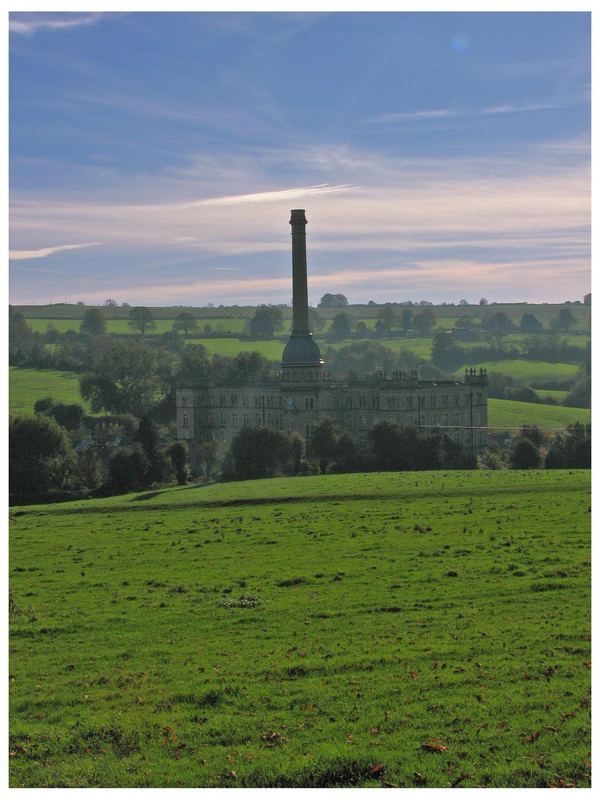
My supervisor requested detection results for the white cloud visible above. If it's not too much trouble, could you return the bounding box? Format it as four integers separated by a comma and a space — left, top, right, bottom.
9, 242, 101, 261
365, 102, 564, 125
9, 13, 104, 36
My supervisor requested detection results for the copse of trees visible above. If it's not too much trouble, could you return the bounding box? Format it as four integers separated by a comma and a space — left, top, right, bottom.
226, 426, 293, 479
9, 414, 75, 503
128, 306, 156, 335
80, 337, 174, 416
330, 312, 352, 339
318, 293, 348, 308
173, 312, 198, 336
80, 308, 106, 336
247, 305, 284, 337
34, 397, 85, 431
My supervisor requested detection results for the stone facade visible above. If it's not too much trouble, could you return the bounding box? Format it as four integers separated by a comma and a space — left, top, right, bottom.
176, 210, 488, 471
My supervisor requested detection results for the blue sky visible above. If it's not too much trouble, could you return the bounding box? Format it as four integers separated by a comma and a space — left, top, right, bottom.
9, 11, 590, 306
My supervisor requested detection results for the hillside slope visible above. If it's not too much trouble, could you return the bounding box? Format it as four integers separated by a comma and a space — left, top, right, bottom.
10, 471, 591, 788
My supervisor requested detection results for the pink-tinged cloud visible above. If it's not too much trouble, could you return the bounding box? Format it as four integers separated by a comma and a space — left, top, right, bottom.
9, 242, 101, 260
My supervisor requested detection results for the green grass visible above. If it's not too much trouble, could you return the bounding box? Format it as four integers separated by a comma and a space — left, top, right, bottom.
187, 338, 287, 360
10, 470, 590, 788
9, 367, 89, 416
488, 400, 590, 432
460, 360, 580, 384
533, 389, 569, 402
26, 318, 250, 335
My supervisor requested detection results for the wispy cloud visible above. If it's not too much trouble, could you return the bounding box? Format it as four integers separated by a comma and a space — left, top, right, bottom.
9, 13, 104, 36
365, 102, 564, 125
9, 242, 101, 261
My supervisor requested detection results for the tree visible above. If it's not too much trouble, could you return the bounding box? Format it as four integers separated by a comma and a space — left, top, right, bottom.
288, 432, 305, 475
197, 440, 220, 479
564, 376, 590, 408
168, 441, 188, 485
376, 306, 396, 334
80, 308, 106, 336
308, 417, 340, 474
412, 308, 437, 335
173, 312, 198, 336
355, 321, 368, 337
519, 313, 543, 334
9, 414, 75, 502
136, 414, 159, 456
104, 299, 118, 307
431, 331, 465, 371
128, 306, 156, 335
551, 308, 576, 332
459, 299, 469, 306
368, 421, 418, 471
318, 293, 348, 308
108, 446, 150, 493
308, 308, 324, 332
401, 307, 413, 333
479, 298, 489, 306
248, 305, 283, 337
510, 438, 542, 469
45, 402, 85, 431
177, 344, 211, 384
545, 422, 591, 469
483, 311, 515, 335
229, 427, 292, 479
330, 312, 352, 339
80, 338, 170, 416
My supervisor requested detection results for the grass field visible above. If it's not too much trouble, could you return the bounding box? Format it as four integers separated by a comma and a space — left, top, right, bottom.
26, 318, 250, 335
10, 470, 590, 788
460, 361, 580, 384
533, 389, 569, 402
488, 400, 590, 433
9, 368, 88, 416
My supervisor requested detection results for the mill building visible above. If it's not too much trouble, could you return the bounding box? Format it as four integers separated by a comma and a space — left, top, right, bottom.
176, 210, 488, 470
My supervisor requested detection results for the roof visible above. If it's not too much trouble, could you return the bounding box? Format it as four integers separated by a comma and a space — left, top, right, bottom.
281, 333, 323, 366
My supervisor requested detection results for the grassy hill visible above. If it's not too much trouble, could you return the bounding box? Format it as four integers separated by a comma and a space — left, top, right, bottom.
10, 470, 590, 788
488, 399, 590, 432
9, 367, 89, 416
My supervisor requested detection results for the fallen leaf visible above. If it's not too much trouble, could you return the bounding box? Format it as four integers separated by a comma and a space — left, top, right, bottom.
421, 739, 448, 752
370, 763, 385, 776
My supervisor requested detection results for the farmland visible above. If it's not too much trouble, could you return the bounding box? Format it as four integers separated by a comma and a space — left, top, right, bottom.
488, 400, 590, 433
9, 368, 90, 416
9, 470, 590, 788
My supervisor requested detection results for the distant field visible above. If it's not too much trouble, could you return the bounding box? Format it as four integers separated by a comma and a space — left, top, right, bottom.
488, 399, 590, 432
461, 360, 580, 384
26, 318, 250, 335
534, 389, 569, 402
9, 367, 88, 415
10, 470, 590, 788
187, 338, 287, 361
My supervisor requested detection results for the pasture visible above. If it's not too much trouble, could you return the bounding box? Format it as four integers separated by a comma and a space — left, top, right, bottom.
9, 368, 87, 416
10, 470, 590, 788
460, 361, 580, 384
488, 400, 590, 433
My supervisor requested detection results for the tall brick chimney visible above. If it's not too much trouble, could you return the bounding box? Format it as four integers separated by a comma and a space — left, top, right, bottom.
281, 209, 323, 370
290, 209, 310, 334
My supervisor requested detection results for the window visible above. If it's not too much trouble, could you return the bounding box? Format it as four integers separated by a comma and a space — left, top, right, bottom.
243, 413, 249, 425
182, 412, 189, 427
454, 414, 459, 425
407, 396, 414, 409
230, 394, 237, 406
182, 395, 187, 408
220, 412, 226, 425
232, 414, 238, 426
431, 396, 437, 407
255, 414, 261, 425
242, 396, 249, 407
454, 396, 460, 406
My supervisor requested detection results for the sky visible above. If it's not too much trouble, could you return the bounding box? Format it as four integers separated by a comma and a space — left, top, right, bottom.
8, 10, 591, 306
